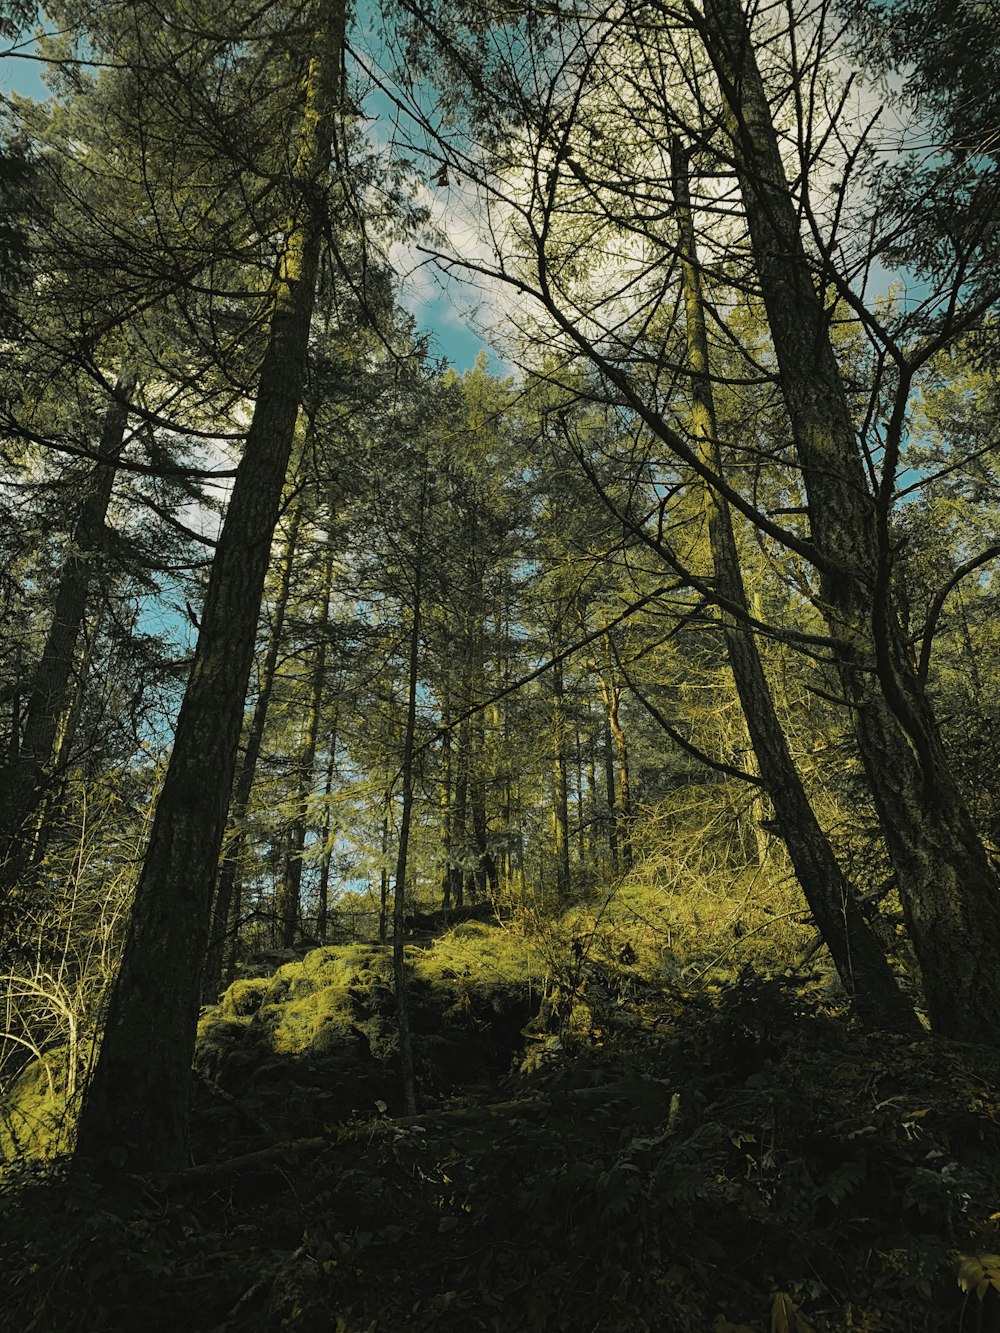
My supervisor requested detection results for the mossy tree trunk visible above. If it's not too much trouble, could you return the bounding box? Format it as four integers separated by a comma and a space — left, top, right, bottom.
74, 6, 345, 1175
699, 0, 1000, 1040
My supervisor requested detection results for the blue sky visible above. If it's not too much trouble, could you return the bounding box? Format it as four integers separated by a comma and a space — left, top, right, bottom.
1, 29, 48, 101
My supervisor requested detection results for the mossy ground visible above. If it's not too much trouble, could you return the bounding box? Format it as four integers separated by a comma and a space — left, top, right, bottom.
2, 912, 1000, 1332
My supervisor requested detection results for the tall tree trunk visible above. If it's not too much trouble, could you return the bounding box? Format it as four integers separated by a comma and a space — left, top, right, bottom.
699, 0, 1000, 1040
0, 376, 133, 897
440, 683, 456, 910
603, 710, 619, 873
574, 725, 587, 865
378, 807, 390, 943
74, 8, 344, 1175
583, 705, 599, 875
469, 702, 496, 896
277, 547, 333, 948
672, 135, 917, 1034
496, 574, 516, 891
453, 713, 470, 909
392, 483, 426, 1118
551, 656, 571, 897
202, 505, 301, 1002
597, 658, 633, 870
316, 718, 337, 943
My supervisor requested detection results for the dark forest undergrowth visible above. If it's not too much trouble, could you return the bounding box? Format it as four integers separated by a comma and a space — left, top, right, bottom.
4, 916, 1000, 1333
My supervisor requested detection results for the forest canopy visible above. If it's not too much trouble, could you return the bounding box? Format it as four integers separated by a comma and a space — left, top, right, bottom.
0, 0, 998, 1325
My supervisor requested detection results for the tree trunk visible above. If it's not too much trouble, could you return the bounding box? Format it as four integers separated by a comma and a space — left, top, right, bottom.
378, 808, 390, 943
700, 0, 1000, 1040
672, 135, 918, 1034
440, 684, 456, 910
277, 546, 333, 948
202, 505, 301, 1002
603, 710, 619, 873
551, 656, 571, 896
316, 719, 337, 943
453, 713, 470, 909
574, 725, 587, 865
392, 481, 425, 1118
469, 702, 496, 896
74, 7, 344, 1176
597, 660, 633, 870
0, 376, 133, 897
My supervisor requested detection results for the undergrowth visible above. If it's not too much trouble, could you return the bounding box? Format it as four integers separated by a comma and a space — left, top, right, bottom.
3, 955, 1000, 1332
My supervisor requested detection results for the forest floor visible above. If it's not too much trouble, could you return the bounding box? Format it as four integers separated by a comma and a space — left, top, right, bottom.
3, 911, 1000, 1332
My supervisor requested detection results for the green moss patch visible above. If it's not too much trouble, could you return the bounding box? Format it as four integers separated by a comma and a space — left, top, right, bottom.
0, 1045, 81, 1166
192, 924, 541, 1152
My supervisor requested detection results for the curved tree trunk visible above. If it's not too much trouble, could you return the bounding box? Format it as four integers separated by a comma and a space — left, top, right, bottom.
700, 0, 1000, 1040
671, 136, 918, 1034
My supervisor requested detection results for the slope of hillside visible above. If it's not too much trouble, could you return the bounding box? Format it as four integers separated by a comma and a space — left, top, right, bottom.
3, 916, 1000, 1332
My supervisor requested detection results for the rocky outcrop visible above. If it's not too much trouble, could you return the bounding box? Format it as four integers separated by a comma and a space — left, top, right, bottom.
192, 927, 540, 1157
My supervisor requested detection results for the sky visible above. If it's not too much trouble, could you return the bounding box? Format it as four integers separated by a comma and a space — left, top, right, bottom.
0, 27, 48, 101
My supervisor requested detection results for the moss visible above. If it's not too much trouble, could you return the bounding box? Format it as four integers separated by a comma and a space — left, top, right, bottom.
194, 945, 421, 1153
0, 1047, 78, 1166
271, 961, 316, 1002
411, 923, 540, 991
194, 1017, 267, 1088
218, 978, 271, 1018
447, 920, 492, 939
257, 984, 359, 1055
300, 943, 382, 984
192, 929, 543, 1146
253, 999, 312, 1054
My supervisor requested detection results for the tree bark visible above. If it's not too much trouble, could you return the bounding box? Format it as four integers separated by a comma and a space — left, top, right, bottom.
378, 808, 390, 943
603, 710, 619, 873
277, 546, 333, 948
597, 653, 633, 871
551, 655, 571, 896
439, 683, 457, 910
74, 6, 344, 1175
699, 0, 1000, 1040
391, 480, 425, 1118
453, 712, 470, 909
0, 376, 133, 897
316, 719, 337, 942
672, 136, 918, 1034
202, 505, 301, 1003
